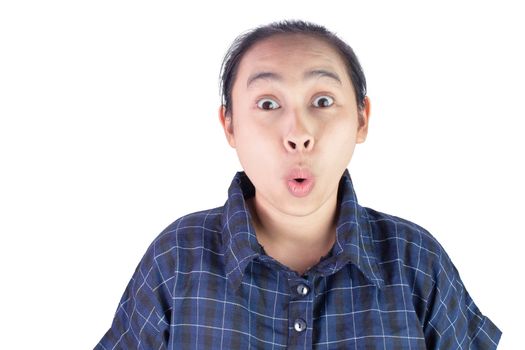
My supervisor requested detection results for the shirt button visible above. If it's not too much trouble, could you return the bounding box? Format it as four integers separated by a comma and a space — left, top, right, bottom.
294, 318, 307, 333
296, 283, 309, 296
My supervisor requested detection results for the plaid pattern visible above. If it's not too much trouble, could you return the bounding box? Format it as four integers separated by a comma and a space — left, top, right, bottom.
96, 170, 501, 349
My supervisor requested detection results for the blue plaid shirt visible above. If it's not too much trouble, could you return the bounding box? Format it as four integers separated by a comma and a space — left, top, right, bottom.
96, 170, 501, 349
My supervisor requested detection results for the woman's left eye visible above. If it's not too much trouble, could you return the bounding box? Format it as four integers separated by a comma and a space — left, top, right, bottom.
312, 95, 334, 108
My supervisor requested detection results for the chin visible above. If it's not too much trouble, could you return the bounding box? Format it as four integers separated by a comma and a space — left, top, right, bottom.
278, 198, 323, 217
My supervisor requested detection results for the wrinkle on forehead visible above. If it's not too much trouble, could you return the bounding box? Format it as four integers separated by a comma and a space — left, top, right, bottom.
247, 34, 340, 63
247, 69, 343, 89
239, 34, 350, 87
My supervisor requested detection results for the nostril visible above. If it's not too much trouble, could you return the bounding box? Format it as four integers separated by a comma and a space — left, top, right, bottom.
288, 141, 296, 149
304, 140, 310, 148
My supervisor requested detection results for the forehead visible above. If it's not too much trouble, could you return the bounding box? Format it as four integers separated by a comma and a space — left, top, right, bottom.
236, 34, 349, 84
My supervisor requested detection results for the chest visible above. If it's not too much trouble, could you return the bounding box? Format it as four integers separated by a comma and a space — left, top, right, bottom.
168, 261, 426, 349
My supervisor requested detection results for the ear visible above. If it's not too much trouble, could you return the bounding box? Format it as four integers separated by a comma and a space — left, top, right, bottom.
356, 96, 371, 144
218, 105, 236, 148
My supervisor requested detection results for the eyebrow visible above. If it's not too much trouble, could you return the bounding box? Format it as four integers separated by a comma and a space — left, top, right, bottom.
246, 69, 342, 88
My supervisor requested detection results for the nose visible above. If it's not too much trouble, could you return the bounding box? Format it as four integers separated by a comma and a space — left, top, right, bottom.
284, 114, 315, 153
286, 137, 313, 151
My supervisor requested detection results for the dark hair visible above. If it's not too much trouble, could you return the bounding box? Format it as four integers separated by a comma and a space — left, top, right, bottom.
219, 20, 367, 116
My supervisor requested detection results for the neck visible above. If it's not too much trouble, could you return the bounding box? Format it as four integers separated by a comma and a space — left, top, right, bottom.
246, 191, 339, 274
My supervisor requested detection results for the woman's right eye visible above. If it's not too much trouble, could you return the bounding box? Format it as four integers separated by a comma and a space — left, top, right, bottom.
256, 98, 280, 110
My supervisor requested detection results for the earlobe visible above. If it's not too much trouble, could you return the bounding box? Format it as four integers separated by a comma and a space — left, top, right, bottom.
218, 105, 236, 148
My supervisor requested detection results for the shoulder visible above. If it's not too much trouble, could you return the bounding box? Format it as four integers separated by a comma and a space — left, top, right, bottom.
155, 206, 224, 245
361, 206, 454, 296
360, 210, 502, 347
362, 207, 461, 320
96, 206, 226, 347
363, 206, 444, 264
136, 206, 225, 277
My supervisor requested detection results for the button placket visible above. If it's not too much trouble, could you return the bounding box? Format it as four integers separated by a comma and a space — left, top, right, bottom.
287, 278, 313, 349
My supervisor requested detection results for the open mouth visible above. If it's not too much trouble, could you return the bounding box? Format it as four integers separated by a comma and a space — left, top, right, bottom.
287, 176, 314, 197
286, 168, 315, 197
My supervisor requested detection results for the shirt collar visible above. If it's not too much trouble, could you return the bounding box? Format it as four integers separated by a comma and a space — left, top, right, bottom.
220, 170, 385, 291
220, 171, 262, 291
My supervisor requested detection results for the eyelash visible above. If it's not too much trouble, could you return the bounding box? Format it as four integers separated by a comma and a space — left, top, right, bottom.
256, 98, 280, 110
256, 95, 335, 111
312, 95, 335, 108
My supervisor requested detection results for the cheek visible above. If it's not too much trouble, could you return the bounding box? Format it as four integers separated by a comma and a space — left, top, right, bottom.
323, 118, 357, 145
233, 120, 276, 162
234, 113, 278, 144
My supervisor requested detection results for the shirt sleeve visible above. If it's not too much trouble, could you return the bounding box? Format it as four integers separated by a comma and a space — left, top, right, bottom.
423, 250, 502, 349
95, 242, 172, 350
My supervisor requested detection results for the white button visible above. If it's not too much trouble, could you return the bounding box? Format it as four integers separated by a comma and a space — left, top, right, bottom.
296, 284, 309, 296
294, 319, 307, 332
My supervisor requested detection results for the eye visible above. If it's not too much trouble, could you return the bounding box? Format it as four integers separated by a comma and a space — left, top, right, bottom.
312, 95, 334, 108
256, 98, 280, 110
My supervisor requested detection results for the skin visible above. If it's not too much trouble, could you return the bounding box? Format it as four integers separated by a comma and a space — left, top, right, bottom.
219, 33, 371, 275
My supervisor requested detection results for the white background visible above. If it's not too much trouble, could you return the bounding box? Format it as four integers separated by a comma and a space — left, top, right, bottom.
1, 0, 523, 348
